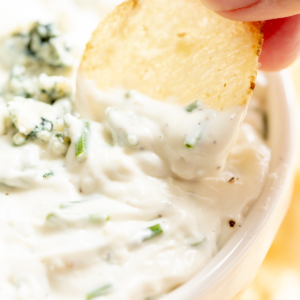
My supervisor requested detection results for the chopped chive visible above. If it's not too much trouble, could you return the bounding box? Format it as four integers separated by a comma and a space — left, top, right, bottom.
46, 213, 56, 221
191, 237, 206, 247
126, 134, 138, 146
45, 212, 109, 226
89, 214, 110, 223
184, 142, 194, 149
185, 100, 199, 112
262, 112, 268, 139
43, 171, 54, 178
184, 127, 202, 149
143, 224, 163, 241
75, 120, 90, 162
86, 284, 113, 300
124, 90, 132, 99
60, 198, 93, 209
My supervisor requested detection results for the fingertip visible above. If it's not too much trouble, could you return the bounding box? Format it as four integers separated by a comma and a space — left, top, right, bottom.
201, 0, 259, 12
205, 1, 300, 22
259, 16, 300, 72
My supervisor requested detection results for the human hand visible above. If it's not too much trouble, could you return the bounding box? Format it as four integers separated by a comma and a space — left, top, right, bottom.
201, 0, 300, 71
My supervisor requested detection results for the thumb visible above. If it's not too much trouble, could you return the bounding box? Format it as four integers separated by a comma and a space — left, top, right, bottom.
201, 0, 300, 22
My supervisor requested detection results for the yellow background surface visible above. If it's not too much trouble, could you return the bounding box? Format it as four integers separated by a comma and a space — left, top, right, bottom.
241, 62, 300, 300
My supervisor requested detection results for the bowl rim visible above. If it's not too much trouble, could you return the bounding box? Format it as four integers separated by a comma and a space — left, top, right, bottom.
164, 70, 297, 300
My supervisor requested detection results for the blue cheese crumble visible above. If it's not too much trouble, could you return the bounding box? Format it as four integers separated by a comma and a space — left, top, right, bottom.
4, 65, 37, 100
1, 22, 73, 69
3, 65, 73, 103
0, 22, 73, 150
38, 73, 73, 104
7, 98, 71, 152
27, 22, 73, 68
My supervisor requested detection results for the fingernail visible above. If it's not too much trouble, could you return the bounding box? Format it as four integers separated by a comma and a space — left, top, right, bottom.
201, 0, 260, 11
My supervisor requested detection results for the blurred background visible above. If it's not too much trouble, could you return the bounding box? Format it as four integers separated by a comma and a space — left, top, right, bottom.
241, 61, 300, 300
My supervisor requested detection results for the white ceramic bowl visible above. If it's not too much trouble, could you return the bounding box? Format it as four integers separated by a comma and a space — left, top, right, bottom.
163, 71, 296, 300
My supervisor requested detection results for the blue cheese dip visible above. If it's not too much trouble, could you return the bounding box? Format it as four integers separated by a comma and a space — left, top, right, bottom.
0, 1, 270, 300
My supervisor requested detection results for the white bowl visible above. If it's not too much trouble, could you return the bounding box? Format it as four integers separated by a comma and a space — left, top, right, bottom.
164, 71, 296, 300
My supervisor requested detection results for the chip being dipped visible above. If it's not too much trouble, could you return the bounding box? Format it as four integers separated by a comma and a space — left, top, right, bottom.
79, 0, 263, 110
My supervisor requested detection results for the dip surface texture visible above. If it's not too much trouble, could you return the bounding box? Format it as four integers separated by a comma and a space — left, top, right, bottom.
0, 1, 270, 300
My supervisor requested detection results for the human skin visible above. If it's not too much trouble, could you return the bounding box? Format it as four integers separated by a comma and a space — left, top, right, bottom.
201, 0, 300, 72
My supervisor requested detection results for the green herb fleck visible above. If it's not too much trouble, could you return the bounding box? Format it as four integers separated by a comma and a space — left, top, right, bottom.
46, 213, 56, 221
86, 284, 113, 300
184, 142, 193, 149
75, 120, 90, 162
45, 211, 109, 226
262, 112, 268, 140
60, 198, 93, 209
89, 214, 110, 223
185, 100, 199, 113
125, 90, 132, 99
191, 237, 206, 247
43, 171, 54, 178
126, 134, 138, 146
184, 127, 202, 149
143, 224, 163, 241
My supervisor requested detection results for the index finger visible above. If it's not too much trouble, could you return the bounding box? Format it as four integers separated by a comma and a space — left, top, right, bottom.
259, 16, 300, 72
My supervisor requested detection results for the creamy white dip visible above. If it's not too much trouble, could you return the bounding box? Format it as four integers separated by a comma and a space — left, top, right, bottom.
0, 1, 270, 300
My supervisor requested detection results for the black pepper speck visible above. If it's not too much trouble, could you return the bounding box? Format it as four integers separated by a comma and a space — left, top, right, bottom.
229, 220, 236, 227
